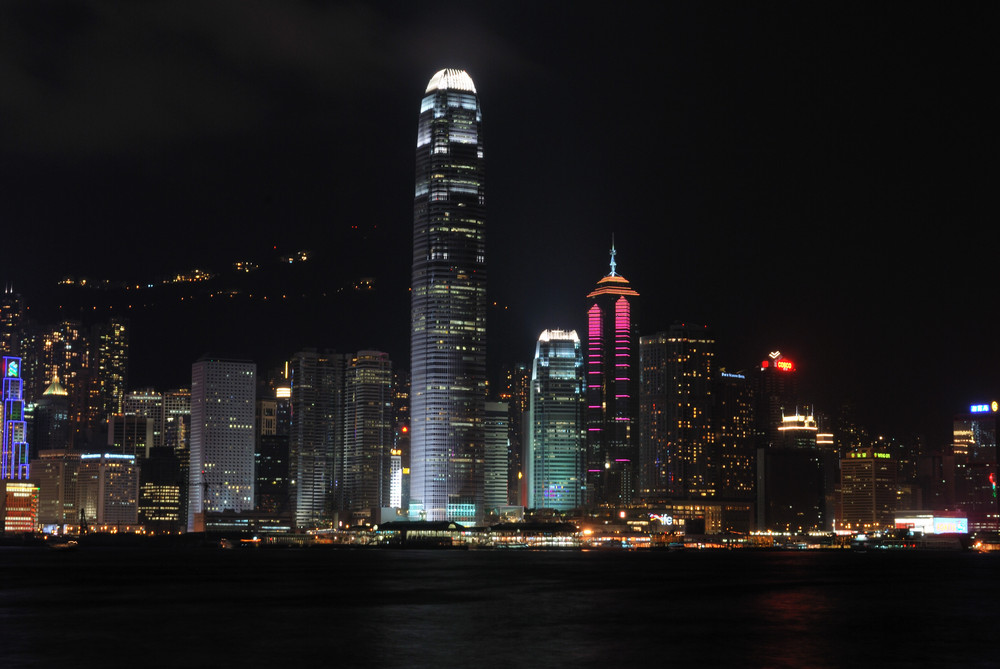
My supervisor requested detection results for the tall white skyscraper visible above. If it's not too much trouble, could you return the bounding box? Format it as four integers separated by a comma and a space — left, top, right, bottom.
188, 357, 255, 532
409, 69, 486, 523
528, 330, 584, 511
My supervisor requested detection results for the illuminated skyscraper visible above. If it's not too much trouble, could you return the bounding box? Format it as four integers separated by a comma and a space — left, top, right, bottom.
528, 330, 584, 511
499, 363, 530, 506
483, 401, 509, 515
289, 349, 347, 529
188, 357, 256, 532
342, 351, 393, 513
585, 245, 639, 507
953, 403, 998, 529
839, 448, 896, 532
753, 350, 800, 448
0, 287, 25, 357
638, 324, 715, 498
1, 356, 29, 481
410, 69, 486, 523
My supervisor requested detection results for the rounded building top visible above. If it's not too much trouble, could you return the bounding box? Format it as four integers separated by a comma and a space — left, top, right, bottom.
426, 69, 477, 94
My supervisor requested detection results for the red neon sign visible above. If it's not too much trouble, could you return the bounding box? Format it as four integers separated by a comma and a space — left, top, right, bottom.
775, 360, 794, 371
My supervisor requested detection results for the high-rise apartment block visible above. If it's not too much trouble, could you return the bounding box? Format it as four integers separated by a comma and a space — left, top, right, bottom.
528, 330, 584, 511
410, 69, 486, 523
585, 246, 639, 507
188, 358, 256, 532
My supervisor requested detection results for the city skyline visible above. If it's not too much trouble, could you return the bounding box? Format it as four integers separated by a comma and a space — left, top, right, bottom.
0, 4, 994, 448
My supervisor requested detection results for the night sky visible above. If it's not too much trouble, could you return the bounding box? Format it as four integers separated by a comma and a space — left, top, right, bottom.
1, 2, 995, 446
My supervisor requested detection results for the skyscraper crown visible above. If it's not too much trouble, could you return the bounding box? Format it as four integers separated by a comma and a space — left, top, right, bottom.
425, 69, 477, 94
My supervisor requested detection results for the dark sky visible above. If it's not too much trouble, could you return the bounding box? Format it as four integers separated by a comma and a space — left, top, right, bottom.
0, 2, 995, 446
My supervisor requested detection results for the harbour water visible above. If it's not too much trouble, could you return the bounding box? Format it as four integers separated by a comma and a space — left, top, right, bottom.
1, 547, 996, 668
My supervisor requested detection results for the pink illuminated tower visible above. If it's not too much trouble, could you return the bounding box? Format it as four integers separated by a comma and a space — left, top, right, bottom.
584, 244, 639, 508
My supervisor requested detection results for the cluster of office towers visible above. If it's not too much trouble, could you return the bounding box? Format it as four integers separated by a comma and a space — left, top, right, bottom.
406, 69, 987, 534
2, 70, 994, 535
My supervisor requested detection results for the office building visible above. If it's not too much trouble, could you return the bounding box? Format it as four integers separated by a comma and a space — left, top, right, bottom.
1, 480, 39, 533
757, 407, 835, 532
289, 349, 347, 529
31, 450, 81, 528
953, 403, 999, 528
342, 351, 393, 513
410, 68, 486, 523
77, 453, 138, 527
0, 287, 25, 357
2, 356, 30, 481
484, 401, 510, 515
107, 413, 154, 459
839, 448, 896, 532
188, 357, 256, 532
256, 387, 291, 515
499, 363, 530, 506
123, 389, 165, 449
162, 388, 191, 526
638, 324, 715, 498
528, 330, 584, 511
33, 376, 71, 452
753, 350, 800, 448
139, 446, 183, 533
585, 245, 639, 507
714, 369, 755, 500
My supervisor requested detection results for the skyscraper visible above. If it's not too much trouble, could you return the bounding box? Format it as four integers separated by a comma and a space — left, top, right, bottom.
342, 351, 393, 514
410, 69, 486, 523
585, 245, 639, 507
188, 357, 256, 532
528, 330, 584, 511
289, 349, 347, 529
1, 356, 29, 481
483, 401, 510, 515
638, 324, 716, 498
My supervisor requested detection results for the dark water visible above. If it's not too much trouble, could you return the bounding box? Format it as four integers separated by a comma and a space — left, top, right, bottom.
1, 547, 997, 668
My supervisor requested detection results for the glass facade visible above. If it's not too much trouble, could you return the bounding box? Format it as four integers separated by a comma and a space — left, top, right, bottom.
289, 350, 347, 529
528, 330, 584, 511
410, 69, 486, 523
342, 351, 393, 512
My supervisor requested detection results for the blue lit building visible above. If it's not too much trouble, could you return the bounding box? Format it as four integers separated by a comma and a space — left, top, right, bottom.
1, 356, 30, 481
409, 69, 486, 523
528, 330, 584, 511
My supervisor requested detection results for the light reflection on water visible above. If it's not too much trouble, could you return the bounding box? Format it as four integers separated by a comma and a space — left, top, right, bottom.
0, 548, 996, 668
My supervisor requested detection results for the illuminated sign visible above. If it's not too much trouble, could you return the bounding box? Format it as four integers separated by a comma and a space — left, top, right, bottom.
970, 403, 994, 413
650, 514, 674, 526
720, 372, 745, 379
4, 358, 19, 378
775, 360, 794, 372
769, 351, 781, 359
895, 514, 968, 535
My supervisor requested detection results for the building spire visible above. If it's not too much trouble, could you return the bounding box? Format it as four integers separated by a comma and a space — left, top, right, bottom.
608, 235, 617, 277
